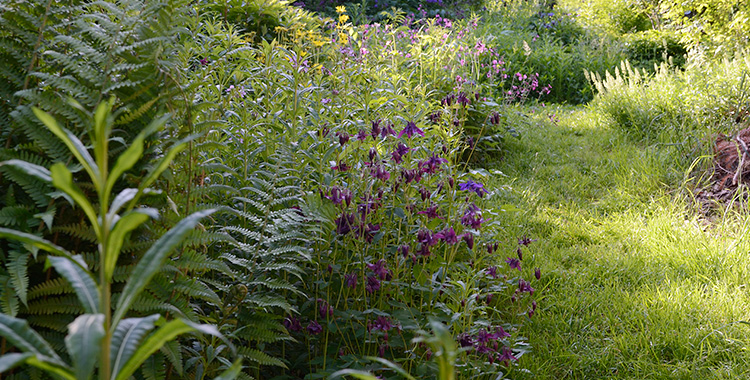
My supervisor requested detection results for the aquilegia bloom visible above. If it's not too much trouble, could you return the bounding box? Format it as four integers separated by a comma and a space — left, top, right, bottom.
399, 121, 424, 138
458, 180, 488, 197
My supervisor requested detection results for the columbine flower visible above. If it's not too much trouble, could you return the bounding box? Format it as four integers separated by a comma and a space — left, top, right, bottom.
518, 235, 537, 246
359, 223, 381, 243
398, 244, 410, 257
417, 229, 436, 246
417, 244, 431, 257
419, 154, 448, 175
370, 316, 394, 332
332, 161, 350, 171
401, 169, 421, 184
367, 259, 392, 280
457, 333, 474, 348
461, 204, 484, 229
283, 316, 302, 332
417, 204, 442, 219
517, 247, 523, 260
462, 233, 474, 249
371, 165, 391, 181
506, 257, 521, 271
518, 279, 534, 294
458, 180, 488, 197
535, 267, 541, 280
345, 272, 357, 289
486, 266, 498, 279
356, 129, 368, 141
337, 132, 350, 146
307, 321, 323, 335
419, 187, 431, 201
436, 227, 458, 244
399, 121, 424, 138
371, 120, 382, 139
369, 147, 378, 161
381, 122, 396, 137
366, 276, 381, 293
335, 213, 356, 235
318, 299, 334, 318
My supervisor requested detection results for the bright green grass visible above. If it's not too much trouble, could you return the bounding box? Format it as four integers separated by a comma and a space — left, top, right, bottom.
487, 105, 750, 379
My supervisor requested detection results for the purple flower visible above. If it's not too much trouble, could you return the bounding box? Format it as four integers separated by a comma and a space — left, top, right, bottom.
371, 165, 391, 181
367, 259, 392, 280
462, 233, 475, 249
366, 275, 381, 293
517, 247, 523, 260
506, 257, 521, 271
395, 142, 410, 157
337, 132, 350, 146
200, 58, 208, 65
417, 244, 431, 257
345, 272, 357, 289
458, 180, 488, 197
381, 122, 396, 138
518, 235, 537, 246
326, 187, 352, 206
359, 223, 381, 242
486, 266, 498, 279
369, 147, 378, 161
318, 299, 333, 318
457, 333, 474, 348
335, 213, 356, 235
399, 121, 424, 138
419, 187, 431, 201
419, 154, 448, 174
518, 279, 534, 295
398, 244, 410, 257
417, 229, 436, 246
370, 315, 394, 332
401, 169, 421, 184
356, 129, 368, 141
332, 161, 350, 171
435, 227, 458, 244
493, 326, 510, 339
498, 347, 518, 364
535, 267, 541, 280
417, 204, 442, 219
461, 204, 484, 229
371, 120, 382, 139
307, 320, 323, 335
283, 316, 302, 332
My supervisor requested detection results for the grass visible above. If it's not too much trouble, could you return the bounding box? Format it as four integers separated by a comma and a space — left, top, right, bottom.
485, 105, 750, 379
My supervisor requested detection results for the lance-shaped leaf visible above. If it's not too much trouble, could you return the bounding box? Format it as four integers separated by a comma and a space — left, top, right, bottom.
112, 209, 216, 326
0, 159, 51, 183
0, 353, 33, 373
109, 314, 160, 380
65, 314, 104, 380
104, 209, 156, 282
48, 256, 99, 314
213, 359, 243, 380
329, 370, 381, 380
128, 136, 191, 209
50, 163, 99, 235
33, 107, 101, 189
115, 319, 222, 380
0, 313, 65, 366
0, 227, 74, 261
108, 188, 138, 221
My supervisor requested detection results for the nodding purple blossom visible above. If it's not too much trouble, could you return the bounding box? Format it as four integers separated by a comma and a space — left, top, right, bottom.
345, 272, 357, 289
435, 227, 458, 244
498, 347, 518, 364
417, 229, 436, 247
442, 94, 454, 106
535, 267, 541, 280
356, 129, 368, 141
391, 142, 410, 164
371, 165, 391, 181
429, 111, 442, 124
335, 213, 356, 235
419, 154, 448, 174
518, 235, 537, 246
199, 58, 208, 65
366, 275, 381, 293
489, 111, 501, 125
367, 259, 392, 280
458, 333, 474, 348
461, 204, 484, 229
486, 266, 498, 279
283, 316, 302, 332
506, 257, 521, 271
369, 147, 378, 161
417, 244, 431, 257
458, 180, 489, 197
417, 204, 442, 219
517, 247, 523, 260
358, 223, 381, 243
398, 244, 410, 257
332, 161, 350, 171
337, 132, 350, 146
325, 187, 352, 206
307, 320, 323, 335
457, 92, 470, 106
371, 120, 382, 139
401, 169, 422, 184
369, 315, 394, 332
518, 279, 534, 295
462, 233, 475, 249
399, 121, 424, 138
419, 187, 431, 201
318, 299, 334, 318
381, 122, 396, 138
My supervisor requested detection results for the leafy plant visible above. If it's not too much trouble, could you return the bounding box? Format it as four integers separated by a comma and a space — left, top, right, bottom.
0, 101, 240, 380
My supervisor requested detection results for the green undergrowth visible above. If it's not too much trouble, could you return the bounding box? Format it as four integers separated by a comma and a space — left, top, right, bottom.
487, 106, 750, 379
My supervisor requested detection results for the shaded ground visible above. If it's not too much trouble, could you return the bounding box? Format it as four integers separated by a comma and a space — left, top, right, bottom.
486, 106, 750, 380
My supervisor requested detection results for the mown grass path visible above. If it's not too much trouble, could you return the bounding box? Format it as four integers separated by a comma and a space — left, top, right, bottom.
488, 106, 750, 379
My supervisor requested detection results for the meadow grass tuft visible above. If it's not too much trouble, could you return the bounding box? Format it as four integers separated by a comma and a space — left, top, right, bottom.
487, 105, 750, 379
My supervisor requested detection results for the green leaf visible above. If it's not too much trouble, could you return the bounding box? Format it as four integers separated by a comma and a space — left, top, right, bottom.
25, 356, 76, 380
108, 188, 138, 220
33, 107, 100, 189
114, 319, 221, 380
0, 159, 52, 183
0, 227, 73, 260
0, 275, 20, 316
50, 163, 99, 234
48, 255, 99, 314
128, 138, 190, 208
65, 314, 104, 380
329, 369, 380, 380
213, 359, 243, 380
159, 340, 183, 377
112, 208, 216, 326
110, 315, 160, 380
0, 313, 64, 364
104, 210, 152, 282
364, 356, 416, 380
0, 353, 33, 373
105, 134, 144, 198
8, 251, 29, 306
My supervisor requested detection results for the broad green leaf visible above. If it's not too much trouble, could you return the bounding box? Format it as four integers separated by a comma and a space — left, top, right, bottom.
115, 319, 221, 380
48, 256, 99, 313
50, 163, 99, 235
109, 315, 160, 380
365, 356, 416, 380
0, 159, 51, 182
108, 188, 138, 221
0, 313, 64, 364
105, 134, 144, 198
0, 353, 33, 373
213, 359, 243, 380
33, 107, 100, 188
329, 369, 380, 380
25, 356, 76, 380
65, 314, 104, 380
104, 210, 151, 282
112, 209, 216, 326
0, 227, 74, 260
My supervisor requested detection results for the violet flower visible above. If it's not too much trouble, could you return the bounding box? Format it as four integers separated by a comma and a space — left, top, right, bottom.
318, 299, 334, 318
435, 227, 458, 244
506, 257, 521, 271
518, 279, 535, 295
366, 275, 381, 293
458, 180, 488, 197
335, 213, 356, 235
419, 154, 448, 174
371, 119, 382, 139
417, 204, 442, 219
486, 266, 498, 279
399, 121, 424, 138
307, 320, 323, 335
367, 259, 392, 280
535, 267, 541, 280
345, 272, 357, 289
283, 316, 302, 332
337, 132, 350, 145
518, 235, 537, 246
381, 122, 396, 137
371, 165, 391, 181
462, 233, 474, 249
356, 129, 368, 141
